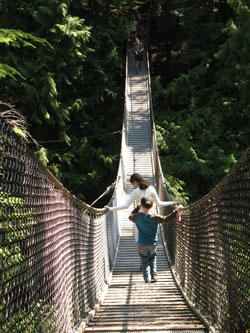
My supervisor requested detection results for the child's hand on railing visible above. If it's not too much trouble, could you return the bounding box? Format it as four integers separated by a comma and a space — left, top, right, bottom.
176, 205, 184, 212
176, 205, 184, 222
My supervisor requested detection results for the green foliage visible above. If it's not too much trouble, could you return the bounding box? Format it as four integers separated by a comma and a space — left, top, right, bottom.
0, 0, 135, 204
151, 0, 250, 203
0, 191, 40, 331
0, 29, 49, 48
227, 0, 250, 17
0, 63, 25, 80
1, 0, 249, 206
34, 147, 49, 166
0, 29, 49, 79
13, 127, 27, 138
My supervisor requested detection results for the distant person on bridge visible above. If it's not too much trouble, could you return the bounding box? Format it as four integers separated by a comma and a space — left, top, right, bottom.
129, 196, 180, 283
136, 22, 146, 41
133, 37, 144, 73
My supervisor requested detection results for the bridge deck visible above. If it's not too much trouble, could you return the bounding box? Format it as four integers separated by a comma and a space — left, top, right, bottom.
85, 47, 207, 332
85, 221, 207, 332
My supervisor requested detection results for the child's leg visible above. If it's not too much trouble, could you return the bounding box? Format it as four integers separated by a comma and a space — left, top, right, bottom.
136, 60, 139, 71
148, 245, 157, 276
138, 245, 150, 282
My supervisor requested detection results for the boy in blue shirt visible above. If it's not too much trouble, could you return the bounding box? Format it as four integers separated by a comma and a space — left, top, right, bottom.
129, 196, 178, 283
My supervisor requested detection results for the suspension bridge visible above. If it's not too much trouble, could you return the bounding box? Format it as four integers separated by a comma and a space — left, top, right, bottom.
0, 42, 249, 333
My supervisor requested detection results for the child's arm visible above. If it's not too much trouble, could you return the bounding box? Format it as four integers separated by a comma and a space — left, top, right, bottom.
129, 205, 140, 223
153, 209, 178, 224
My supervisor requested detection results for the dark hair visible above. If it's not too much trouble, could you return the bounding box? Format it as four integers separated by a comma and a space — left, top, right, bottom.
130, 173, 150, 190
141, 196, 153, 209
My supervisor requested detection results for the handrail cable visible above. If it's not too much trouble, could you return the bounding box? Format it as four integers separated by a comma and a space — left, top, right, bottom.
88, 178, 119, 208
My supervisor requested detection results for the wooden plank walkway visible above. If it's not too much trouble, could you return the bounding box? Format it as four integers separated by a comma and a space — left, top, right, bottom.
85, 221, 207, 332
84, 47, 208, 332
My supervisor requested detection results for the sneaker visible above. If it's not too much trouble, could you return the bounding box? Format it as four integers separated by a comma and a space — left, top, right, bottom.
151, 275, 158, 283
145, 280, 150, 283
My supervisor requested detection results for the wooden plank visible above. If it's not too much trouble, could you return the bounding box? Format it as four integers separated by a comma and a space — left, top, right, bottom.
85, 325, 207, 331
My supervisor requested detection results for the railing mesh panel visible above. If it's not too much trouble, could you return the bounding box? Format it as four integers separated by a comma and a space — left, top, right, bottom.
162, 148, 250, 333
0, 119, 120, 333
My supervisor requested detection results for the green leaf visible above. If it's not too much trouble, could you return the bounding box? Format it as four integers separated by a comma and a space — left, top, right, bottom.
0, 63, 25, 79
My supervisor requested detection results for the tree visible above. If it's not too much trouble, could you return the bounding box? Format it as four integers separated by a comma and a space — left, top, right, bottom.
151, 0, 249, 203
0, 0, 135, 203
0, 29, 49, 79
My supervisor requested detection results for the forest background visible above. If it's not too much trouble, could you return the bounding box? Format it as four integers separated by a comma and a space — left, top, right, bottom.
0, 0, 249, 206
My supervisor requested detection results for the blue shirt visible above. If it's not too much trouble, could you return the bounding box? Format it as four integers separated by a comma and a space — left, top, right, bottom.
135, 213, 159, 245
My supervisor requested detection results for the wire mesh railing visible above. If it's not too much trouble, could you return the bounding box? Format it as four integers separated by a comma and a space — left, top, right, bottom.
0, 118, 121, 333
162, 148, 250, 333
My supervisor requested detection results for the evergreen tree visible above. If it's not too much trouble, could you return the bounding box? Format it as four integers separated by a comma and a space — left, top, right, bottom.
0, 0, 135, 203
0, 29, 49, 79
151, 0, 249, 203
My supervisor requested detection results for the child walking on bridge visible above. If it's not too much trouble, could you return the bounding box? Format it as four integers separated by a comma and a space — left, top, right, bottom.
129, 196, 180, 283
105, 173, 177, 245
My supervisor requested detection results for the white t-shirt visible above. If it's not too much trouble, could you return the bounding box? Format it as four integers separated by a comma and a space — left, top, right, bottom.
109, 185, 175, 211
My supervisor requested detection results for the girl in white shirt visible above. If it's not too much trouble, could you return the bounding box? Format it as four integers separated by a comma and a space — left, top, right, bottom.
105, 173, 177, 243
105, 173, 177, 212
